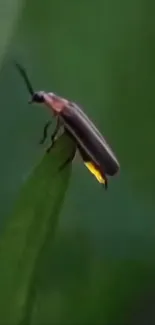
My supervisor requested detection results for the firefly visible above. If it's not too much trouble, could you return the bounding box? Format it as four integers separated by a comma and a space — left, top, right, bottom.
15, 62, 120, 189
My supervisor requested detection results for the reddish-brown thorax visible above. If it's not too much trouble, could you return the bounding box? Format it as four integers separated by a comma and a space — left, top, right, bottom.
43, 93, 69, 114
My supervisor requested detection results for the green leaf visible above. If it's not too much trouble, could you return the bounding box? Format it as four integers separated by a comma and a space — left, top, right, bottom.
0, 132, 75, 325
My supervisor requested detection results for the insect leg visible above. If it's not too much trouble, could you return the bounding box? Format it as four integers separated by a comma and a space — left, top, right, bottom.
39, 121, 52, 144
103, 177, 108, 190
58, 144, 77, 172
46, 118, 62, 153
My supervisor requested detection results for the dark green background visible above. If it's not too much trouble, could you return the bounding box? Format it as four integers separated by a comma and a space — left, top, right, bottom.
0, 0, 155, 323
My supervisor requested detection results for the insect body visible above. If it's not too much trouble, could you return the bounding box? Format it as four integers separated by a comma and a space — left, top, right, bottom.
15, 63, 120, 189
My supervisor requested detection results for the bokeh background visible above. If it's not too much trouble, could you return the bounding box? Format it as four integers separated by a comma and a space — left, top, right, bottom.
0, 0, 155, 324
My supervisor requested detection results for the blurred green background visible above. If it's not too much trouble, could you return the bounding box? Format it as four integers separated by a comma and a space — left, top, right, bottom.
0, 0, 155, 324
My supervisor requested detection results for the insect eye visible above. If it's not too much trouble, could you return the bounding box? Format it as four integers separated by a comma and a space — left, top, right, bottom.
32, 93, 44, 103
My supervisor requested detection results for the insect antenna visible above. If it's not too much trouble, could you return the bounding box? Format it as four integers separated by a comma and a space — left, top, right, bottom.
14, 61, 34, 96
